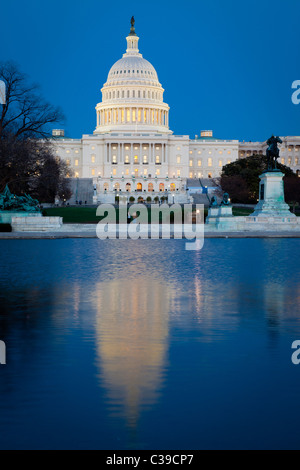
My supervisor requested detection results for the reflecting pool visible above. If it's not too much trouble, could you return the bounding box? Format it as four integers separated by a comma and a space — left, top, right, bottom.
0, 238, 300, 449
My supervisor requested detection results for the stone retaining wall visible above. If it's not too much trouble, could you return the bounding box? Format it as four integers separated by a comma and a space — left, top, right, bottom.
11, 217, 63, 232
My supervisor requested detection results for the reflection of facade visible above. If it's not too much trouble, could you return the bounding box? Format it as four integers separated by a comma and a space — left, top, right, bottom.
94, 277, 170, 427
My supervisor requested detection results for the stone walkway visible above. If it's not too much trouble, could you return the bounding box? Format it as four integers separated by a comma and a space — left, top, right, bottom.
1, 229, 300, 239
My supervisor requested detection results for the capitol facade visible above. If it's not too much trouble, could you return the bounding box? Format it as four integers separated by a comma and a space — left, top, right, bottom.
52, 20, 300, 204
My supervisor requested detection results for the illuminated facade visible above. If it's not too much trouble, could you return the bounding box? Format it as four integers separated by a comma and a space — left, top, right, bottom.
52, 21, 300, 203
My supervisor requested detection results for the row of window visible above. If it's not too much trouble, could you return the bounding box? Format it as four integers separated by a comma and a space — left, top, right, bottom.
92, 168, 181, 177
189, 172, 213, 178
189, 150, 232, 155
281, 157, 300, 165
111, 144, 162, 151
70, 156, 299, 169
240, 148, 300, 157
69, 156, 231, 167
189, 158, 232, 167
58, 149, 80, 155
103, 89, 163, 101
111, 69, 155, 77
104, 182, 177, 192
112, 155, 162, 164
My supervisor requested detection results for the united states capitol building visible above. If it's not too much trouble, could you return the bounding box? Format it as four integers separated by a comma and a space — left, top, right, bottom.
51, 19, 300, 204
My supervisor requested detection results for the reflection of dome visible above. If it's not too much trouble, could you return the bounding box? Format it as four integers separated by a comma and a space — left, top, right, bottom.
94, 276, 170, 428
95, 19, 171, 134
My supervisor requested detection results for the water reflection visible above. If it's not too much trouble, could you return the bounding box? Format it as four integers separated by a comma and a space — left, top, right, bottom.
1, 239, 300, 449
94, 276, 171, 428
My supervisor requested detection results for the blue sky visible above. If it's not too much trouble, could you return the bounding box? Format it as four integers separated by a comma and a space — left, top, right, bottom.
1, 0, 299, 141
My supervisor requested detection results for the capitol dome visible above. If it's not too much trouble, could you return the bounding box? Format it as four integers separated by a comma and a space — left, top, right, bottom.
94, 19, 171, 134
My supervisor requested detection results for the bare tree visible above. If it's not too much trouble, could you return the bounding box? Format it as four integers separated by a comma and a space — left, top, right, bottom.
0, 62, 71, 203
0, 62, 64, 140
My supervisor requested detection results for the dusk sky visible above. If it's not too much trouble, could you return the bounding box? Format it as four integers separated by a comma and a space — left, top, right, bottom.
2, 0, 299, 141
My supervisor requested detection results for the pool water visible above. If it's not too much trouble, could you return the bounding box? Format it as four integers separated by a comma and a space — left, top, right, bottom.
0, 238, 300, 450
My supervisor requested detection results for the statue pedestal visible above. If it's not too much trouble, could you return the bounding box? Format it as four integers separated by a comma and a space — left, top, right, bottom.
252, 171, 295, 218
206, 204, 238, 230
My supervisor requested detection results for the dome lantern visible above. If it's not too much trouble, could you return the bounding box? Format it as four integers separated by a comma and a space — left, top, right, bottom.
126, 16, 140, 56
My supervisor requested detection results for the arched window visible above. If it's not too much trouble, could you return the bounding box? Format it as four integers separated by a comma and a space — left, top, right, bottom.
148, 183, 154, 192
104, 183, 109, 191
126, 183, 131, 192
137, 183, 142, 192
170, 183, 176, 192
114, 183, 120, 190
159, 183, 165, 192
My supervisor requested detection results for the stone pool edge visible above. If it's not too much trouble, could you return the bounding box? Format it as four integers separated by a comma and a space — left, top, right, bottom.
1, 230, 300, 239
